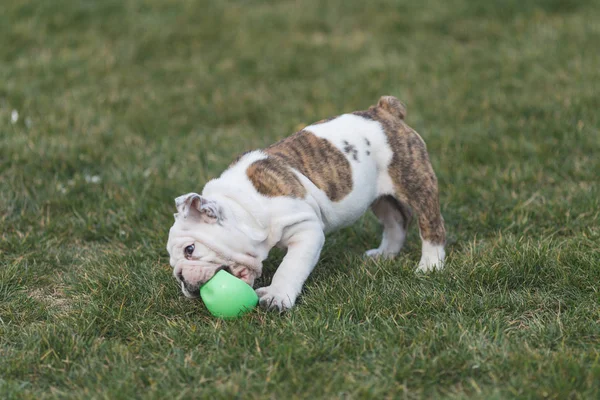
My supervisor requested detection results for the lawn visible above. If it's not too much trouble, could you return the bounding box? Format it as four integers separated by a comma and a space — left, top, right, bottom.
1, 0, 600, 398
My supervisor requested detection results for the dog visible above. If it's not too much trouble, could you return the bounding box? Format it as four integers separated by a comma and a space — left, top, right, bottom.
166, 96, 446, 311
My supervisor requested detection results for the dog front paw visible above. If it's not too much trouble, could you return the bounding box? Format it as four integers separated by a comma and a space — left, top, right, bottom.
255, 286, 296, 312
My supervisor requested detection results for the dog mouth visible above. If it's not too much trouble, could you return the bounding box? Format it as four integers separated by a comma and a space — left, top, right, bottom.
181, 281, 200, 298
214, 265, 231, 275
180, 265, 232, 298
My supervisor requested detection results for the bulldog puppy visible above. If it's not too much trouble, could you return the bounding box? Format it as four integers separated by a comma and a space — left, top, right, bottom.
166, 96, 446, 311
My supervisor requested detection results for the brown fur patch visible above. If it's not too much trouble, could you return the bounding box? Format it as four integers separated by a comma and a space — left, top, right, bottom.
246, 158, 307, 198
357, 96, 446, 245
256, 130, 353, 201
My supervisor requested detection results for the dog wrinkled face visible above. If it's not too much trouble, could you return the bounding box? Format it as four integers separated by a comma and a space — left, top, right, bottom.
166, 192, 257, 298
169, 240, 231, 298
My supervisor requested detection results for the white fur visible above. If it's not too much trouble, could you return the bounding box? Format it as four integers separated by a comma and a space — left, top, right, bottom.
303, 114, 395, 231
167, 113, 444, 311
416, 240, 446, 272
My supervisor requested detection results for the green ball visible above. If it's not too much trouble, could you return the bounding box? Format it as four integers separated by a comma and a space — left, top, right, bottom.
200, 270, 258, 318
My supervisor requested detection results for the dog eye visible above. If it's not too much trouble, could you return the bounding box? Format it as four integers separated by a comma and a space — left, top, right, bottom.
184, 244, 195, 258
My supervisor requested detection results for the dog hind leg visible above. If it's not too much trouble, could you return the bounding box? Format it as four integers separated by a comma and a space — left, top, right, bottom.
365, 195, 412, 259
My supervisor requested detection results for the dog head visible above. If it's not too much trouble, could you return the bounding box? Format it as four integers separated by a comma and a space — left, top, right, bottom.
166, 192, 261, 298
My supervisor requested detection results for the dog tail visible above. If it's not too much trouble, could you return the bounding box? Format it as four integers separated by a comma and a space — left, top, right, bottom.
377, 96, 406, 120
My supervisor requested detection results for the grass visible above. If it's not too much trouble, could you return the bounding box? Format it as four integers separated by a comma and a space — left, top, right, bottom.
1, 0, 599, 398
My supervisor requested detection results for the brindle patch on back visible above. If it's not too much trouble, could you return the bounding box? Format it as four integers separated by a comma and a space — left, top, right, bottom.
259, 130, 353, 202
246, 158, 306, 198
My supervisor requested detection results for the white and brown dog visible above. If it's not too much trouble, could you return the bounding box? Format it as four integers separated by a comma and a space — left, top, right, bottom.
166, 96, 446, 311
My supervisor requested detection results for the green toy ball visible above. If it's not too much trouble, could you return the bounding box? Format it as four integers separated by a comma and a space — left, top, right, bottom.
200, 270, 258, 318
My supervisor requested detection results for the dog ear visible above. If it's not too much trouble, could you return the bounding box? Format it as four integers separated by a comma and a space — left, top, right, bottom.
174, 193, 221, 223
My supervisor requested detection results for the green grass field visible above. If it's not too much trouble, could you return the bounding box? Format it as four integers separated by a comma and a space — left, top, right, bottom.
2, 0, 600, 398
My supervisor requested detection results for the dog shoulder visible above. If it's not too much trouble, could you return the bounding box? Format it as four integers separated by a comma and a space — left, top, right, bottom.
246, 153, 308, 199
